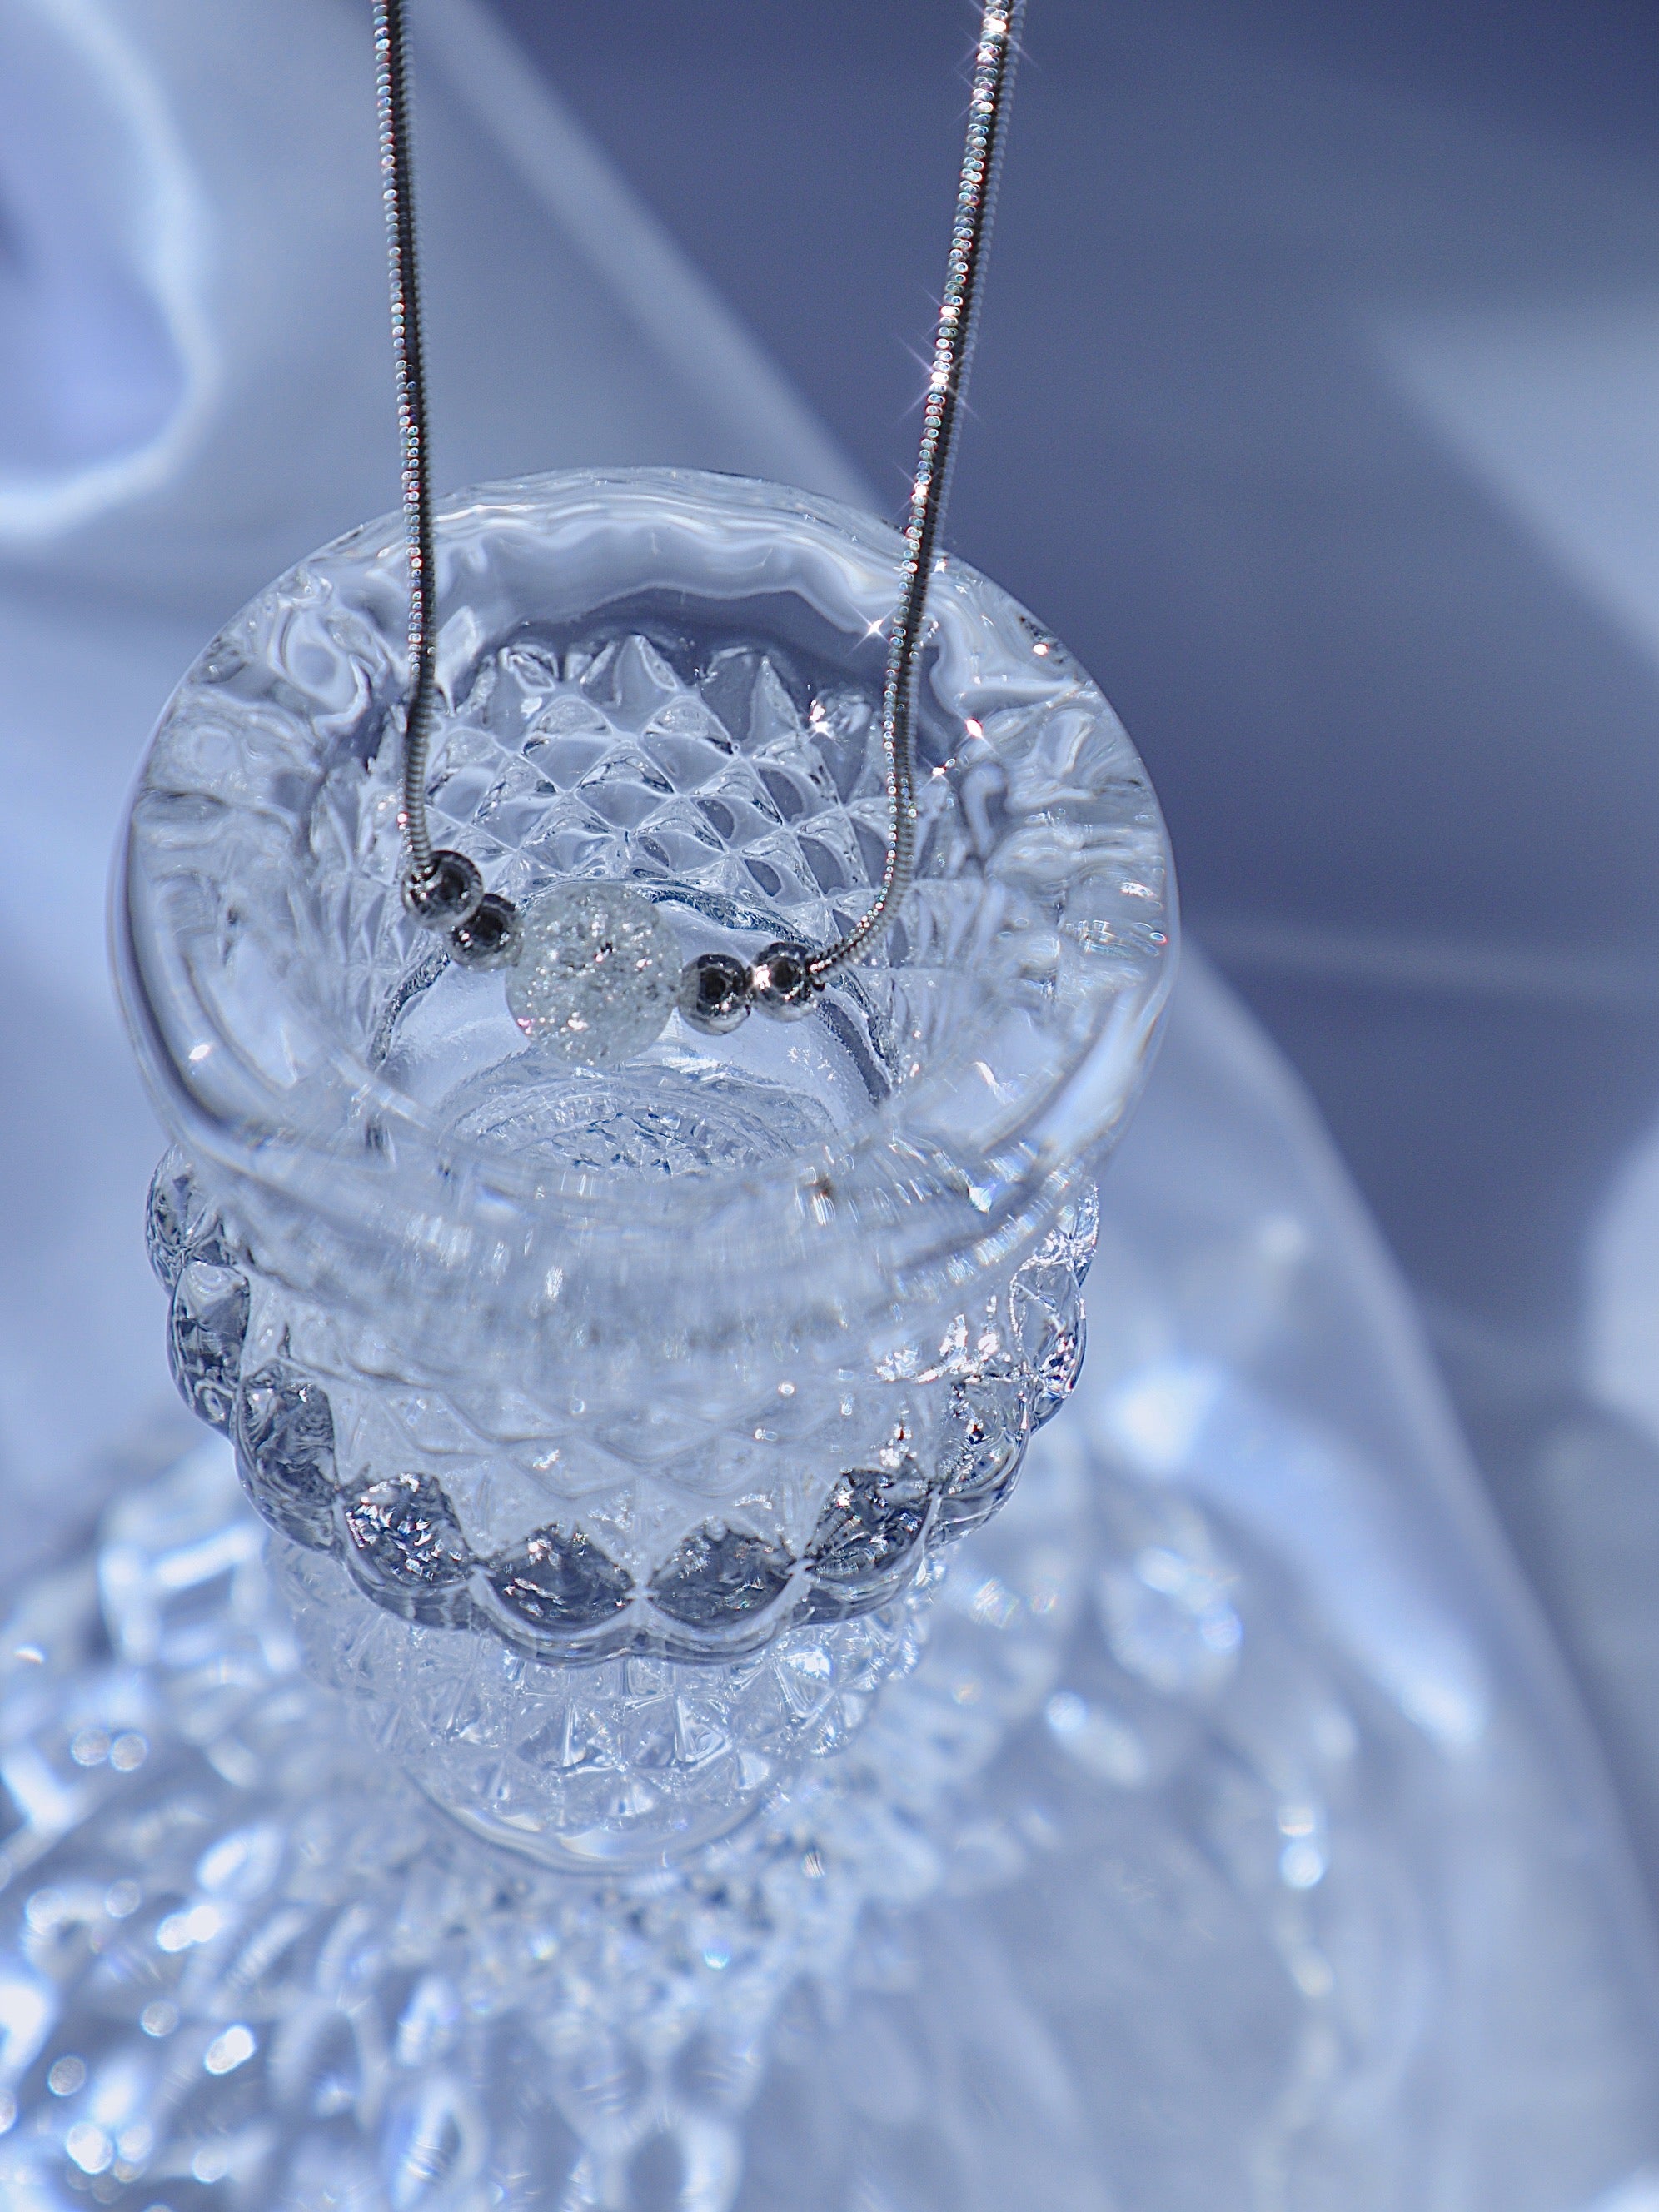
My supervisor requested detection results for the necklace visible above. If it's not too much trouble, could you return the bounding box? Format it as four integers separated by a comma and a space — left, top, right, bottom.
373, 0, 1025, 1064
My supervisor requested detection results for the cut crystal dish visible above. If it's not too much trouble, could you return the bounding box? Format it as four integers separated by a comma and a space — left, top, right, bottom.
117, 468, 1174, 1861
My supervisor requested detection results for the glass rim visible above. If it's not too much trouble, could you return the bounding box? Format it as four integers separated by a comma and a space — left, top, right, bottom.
116, 467, 1176, 1307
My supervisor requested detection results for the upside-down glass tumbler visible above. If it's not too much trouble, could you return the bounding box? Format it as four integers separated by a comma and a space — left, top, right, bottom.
117, 468, 1175, 1866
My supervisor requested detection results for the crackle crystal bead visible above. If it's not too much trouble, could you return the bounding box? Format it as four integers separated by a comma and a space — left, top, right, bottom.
505, 879, 681, 1063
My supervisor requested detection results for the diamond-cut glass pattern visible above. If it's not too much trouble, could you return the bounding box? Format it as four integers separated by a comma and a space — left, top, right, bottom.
147, 1151, 1093, 1677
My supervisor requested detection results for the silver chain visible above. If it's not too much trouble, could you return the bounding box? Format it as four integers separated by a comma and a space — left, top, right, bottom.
373, 0, 437, 884
810, 0, 1025, 979
373, 0, 1025, 966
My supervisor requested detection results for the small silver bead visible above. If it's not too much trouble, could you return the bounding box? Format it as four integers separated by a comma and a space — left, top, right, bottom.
402, 849, 484, 929
678, 951, 753, 1035
450, 891, 522, 970
750, 940, 819, 1020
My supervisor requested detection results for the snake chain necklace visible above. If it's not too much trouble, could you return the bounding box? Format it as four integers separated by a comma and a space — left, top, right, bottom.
373, 0, 1025, 1063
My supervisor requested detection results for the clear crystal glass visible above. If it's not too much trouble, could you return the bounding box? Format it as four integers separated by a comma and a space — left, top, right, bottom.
116, 469, 1174, 1865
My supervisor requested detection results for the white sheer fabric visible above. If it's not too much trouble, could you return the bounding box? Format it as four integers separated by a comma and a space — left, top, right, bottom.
0, 1, 1656, 2201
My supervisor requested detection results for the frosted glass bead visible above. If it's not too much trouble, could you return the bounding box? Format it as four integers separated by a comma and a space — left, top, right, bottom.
505, 880, 680, 1064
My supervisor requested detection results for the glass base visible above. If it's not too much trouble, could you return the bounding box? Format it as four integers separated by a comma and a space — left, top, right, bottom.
2, 1401, 1647, 2209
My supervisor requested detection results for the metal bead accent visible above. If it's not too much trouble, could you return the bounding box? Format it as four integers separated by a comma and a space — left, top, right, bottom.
648, 1523, 795, 1628
750, 941, 818, 1020
233, 1363, 338, 1552
449, 890, 522, 970
402, 848, 484, 929
678, 951, 753, 1036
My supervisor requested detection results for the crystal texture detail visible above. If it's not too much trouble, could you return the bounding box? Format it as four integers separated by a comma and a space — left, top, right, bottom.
505, 879, 680, 1062
1014, 1228, 1089, 1429
166, 1258, 249, 1431
117, 469, 1173, 1858
342, 1473, 474, 1623
650, 1523, 796, 1629
806, 1464, 930, 1602
486, 1523, 635, 1634
283, 1531, 914, 1866
935, 1381, 1030, 1537
232, 1361, 337, 1547
4, 1403, 1636, 2208
146, 1147, 234, 1283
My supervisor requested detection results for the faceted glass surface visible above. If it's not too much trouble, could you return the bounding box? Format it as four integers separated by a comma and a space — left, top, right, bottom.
117, 471, 1174, 1857
6, 1407, 1646, 2212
